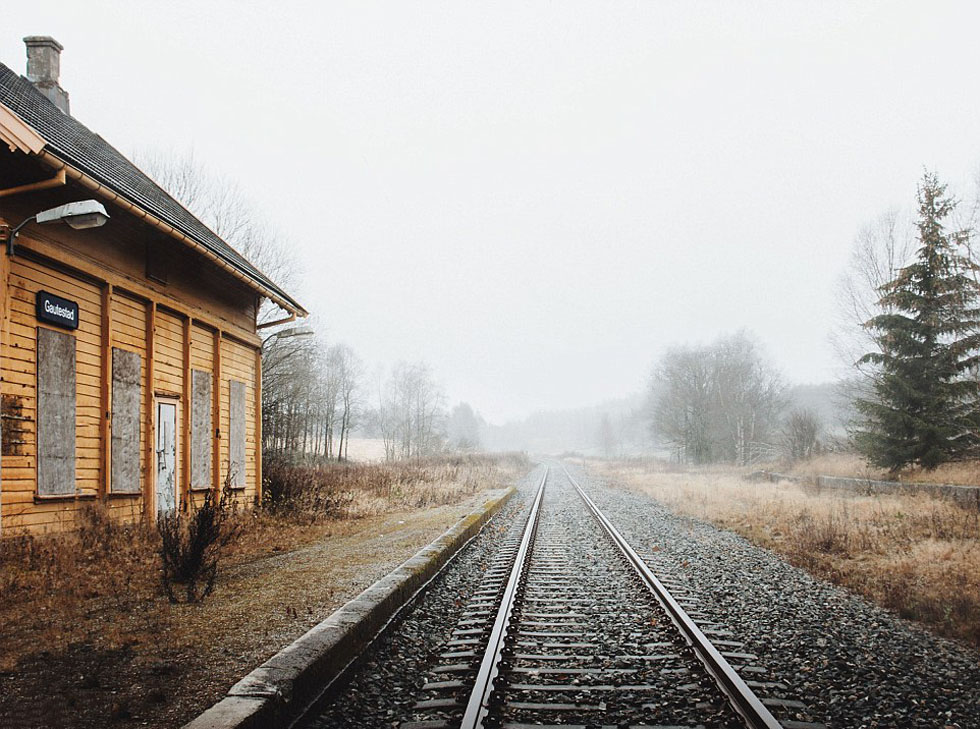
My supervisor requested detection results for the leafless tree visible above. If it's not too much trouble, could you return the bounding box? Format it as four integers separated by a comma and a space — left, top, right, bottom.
261, 331, 318, 457
782, 408, 822, 462
134, 148, 300, 325
447, 402, 484, 452
649, 332, 785, 465
329, 344, 363, 461
651, 345, 715, 464
832, 211, 916, 370
376, 362, 446, 462
711, 332, 786, 465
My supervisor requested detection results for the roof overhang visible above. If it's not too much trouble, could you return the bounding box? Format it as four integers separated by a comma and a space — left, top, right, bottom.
0, 103, 45, 154
0, 101, 307, 318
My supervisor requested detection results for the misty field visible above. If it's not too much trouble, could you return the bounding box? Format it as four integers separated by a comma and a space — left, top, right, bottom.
589, 458, 980, 647
0, 455, 527, 729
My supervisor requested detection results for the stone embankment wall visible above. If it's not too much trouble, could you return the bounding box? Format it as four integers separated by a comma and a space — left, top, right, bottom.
751, 471, 980, 509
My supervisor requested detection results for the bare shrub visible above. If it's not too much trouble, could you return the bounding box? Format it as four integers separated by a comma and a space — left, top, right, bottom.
782, 408, 821, 462
158, 489, 240, 603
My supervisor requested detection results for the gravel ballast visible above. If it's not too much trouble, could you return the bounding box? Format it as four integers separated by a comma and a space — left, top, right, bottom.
298, 462, 980, 728
573, 462, 980, 728
298, 467, 540, 728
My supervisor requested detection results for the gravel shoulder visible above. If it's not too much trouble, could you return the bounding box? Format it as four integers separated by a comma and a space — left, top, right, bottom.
300, 467, 541, 728
0, 495, 505, 729
578, 462, 980, 728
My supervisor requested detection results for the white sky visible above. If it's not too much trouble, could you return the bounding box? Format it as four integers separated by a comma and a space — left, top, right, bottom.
4, 1, 980, 422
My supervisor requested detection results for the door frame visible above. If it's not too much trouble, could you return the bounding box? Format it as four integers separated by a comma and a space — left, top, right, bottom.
154, 396, 180, 516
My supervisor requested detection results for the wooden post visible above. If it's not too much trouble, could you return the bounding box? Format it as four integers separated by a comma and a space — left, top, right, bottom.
254, 346, 262, 506
144, 301, 156, 521
99, 284, 113, 499
212, 329, 222, 497
181, 316, 191, 510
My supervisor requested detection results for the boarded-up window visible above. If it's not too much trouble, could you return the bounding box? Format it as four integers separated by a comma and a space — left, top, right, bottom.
111, 348, 142, 493
37, 327, 76, 496
228, 380, 246, 489
191, 369, 212, 489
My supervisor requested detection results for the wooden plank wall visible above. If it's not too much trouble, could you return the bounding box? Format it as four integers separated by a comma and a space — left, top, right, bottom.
219, 336, 258, 506
2, 256, 102, 532
0, 253, 262, 535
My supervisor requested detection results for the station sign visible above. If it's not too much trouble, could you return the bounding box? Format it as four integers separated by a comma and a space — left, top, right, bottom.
36, 291, 79, 330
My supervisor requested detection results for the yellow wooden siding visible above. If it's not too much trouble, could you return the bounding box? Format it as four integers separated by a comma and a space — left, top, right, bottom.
220, 336, 257, 506
1, 256, 102, 532
1, 257, 262, 536
153, 309, 184, 397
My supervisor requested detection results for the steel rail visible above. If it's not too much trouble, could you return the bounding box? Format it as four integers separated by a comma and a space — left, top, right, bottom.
562, 465, 784, 729
458, 465, 548, 729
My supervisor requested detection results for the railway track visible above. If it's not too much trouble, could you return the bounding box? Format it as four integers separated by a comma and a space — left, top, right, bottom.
400, 464, 818, 729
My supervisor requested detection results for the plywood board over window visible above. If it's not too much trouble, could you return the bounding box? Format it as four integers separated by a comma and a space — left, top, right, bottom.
37, 327, 76, 496
228, 379, 246, 489
111, 348, 141, 493
191, 369, 212, 489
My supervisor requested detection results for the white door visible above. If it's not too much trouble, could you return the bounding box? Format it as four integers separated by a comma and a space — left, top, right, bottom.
156, 401, 178, 516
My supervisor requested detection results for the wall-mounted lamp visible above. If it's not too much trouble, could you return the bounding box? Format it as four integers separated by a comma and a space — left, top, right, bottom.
261, 325, 315, 351
5, 199, 110, 256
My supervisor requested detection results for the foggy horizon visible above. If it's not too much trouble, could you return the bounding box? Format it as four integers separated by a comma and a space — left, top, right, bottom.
5, 1, 980, 424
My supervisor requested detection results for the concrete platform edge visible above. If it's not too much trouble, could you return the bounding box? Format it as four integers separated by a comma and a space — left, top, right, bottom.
182, 485, 516, 729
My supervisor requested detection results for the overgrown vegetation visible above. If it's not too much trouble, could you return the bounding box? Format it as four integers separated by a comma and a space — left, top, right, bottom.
263, 452, 528, 521
593, 458, 980, 647
0, 455, 527, 669
788, 452, 980, 487
0, 454, 527, 727
158, 489, 241, 603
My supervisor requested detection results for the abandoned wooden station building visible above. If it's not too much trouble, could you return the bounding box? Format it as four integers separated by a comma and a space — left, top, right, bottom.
0, 37, 306, 535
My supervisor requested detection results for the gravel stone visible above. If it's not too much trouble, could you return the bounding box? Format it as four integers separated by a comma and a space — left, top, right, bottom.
299, 463, 980, 728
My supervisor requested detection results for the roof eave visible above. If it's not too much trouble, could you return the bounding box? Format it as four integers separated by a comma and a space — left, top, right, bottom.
0, 102, 45, 154
37, 150, 308, 318
0, 98, 306, 317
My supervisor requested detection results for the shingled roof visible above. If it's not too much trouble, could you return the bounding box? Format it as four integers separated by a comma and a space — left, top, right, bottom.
0, 62, 305, 316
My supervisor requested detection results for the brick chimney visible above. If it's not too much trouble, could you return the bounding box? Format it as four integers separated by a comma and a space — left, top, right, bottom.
24, 36, 69, 114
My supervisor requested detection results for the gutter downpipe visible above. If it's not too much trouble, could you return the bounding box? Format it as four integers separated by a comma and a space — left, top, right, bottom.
257, 312, 297, 330
0, 167, 66, 198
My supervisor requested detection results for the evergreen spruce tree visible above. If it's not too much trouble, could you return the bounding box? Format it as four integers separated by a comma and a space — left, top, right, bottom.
855, 172, 980, 471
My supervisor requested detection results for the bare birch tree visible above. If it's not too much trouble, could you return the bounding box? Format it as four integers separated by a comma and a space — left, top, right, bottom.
832, 211, 916, 371
649, 332, 785, 465
376, 362, 446, 461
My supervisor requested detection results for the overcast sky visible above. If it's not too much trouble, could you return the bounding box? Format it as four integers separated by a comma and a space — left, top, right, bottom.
4, 2, 980, 422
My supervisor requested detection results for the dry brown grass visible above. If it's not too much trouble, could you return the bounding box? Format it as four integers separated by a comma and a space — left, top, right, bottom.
263, 453, 524, 520
783, 452, 980, 487
0, 454, 529, 674
589, 459, 980, 647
